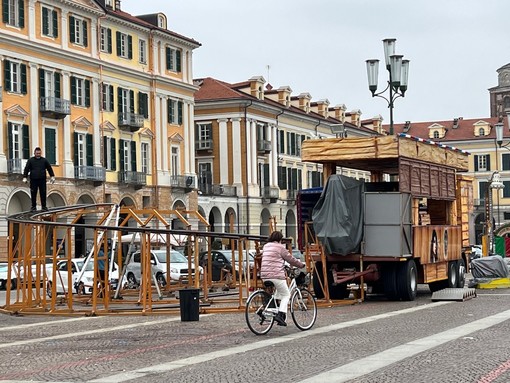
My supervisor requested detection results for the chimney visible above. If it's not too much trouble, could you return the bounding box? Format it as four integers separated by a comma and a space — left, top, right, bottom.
249, 76, 265, 100
310, 99, 330, 118
277, 86, 292, 107
349, 109, 362, 127
291, 93, 312, 113
371, 114, 383, 133
328, 104, 346, 122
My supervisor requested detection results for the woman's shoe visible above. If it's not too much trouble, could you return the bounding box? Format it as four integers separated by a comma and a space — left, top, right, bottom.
274, 312, 287, 326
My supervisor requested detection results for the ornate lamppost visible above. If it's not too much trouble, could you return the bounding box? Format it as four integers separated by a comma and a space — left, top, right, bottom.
366, 38, 410, 135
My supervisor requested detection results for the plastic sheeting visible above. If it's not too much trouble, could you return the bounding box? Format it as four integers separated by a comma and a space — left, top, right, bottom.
470, 255, 509, 279
312, 175, 364, 255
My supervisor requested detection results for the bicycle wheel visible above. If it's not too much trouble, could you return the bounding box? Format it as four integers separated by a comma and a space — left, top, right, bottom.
290, 288, 317, 331
245, 290, 274, 335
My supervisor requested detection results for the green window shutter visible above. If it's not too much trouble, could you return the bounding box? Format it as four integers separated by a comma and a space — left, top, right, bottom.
45, 128, 56, 164
7, 122, 12, 158
18, 0, 24, 28
128, 35, 132, 59
55, 72, 61, 98
487, 155, 491, 171
116, 31, 121, 56
39, 68, 45, 97
166, 47, 171, 70
70, 76, 77, 104
2, 0, 8, 23
130, 141, 137, 171
117, 86, 122, 112
138, 92, 147, 118
84, 79, 90, 107
52, 10, 58, 37
176, 49, 181, 72
107, 28, 112, 53
119, 139, 125, 170
177, 101, 183, 125
82, 20, 88, 47
22, 124, 29, 159
298, 169, 302, 190
20, 64, 27, 94
42, 7, 49, 35
263, 164, 270, 187
86, 134, 93, 166
111, 138, 116, 170
103, 136, 107, 168
73, 132, 78, 165
109, 85, 114, 111
474, 155, 478, 171
69, 16, 75, 43
4, 59, 10, 91
129, 90, 134, 113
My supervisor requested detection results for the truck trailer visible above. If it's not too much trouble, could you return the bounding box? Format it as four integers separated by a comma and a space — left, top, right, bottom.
298, 134, 473, 301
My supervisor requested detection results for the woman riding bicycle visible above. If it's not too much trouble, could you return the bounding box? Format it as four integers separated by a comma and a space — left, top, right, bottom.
260, 231, 305, 326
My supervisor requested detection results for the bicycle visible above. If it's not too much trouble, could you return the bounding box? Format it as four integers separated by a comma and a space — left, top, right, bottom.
245, 267, 317, 335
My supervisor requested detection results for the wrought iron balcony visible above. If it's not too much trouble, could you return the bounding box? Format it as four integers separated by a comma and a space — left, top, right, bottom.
199, 183, 237, 197
119, 171, 146, 189
40, 97, 71, 119
261, 186, 279, 200
171, 174, 196, 191
7, 158, 25, 174
257, 140, 272, 154
195, 139, 213, 151
74, 166, 105, 183
118, 112, 144, 132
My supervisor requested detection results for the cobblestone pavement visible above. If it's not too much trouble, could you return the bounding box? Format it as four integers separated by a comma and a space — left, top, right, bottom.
1, 284, 510, 383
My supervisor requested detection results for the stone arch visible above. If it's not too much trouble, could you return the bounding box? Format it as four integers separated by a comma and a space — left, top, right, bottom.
6, 189, 32, 252
74, 193, 99, 258
224, 207, 237, 233
120, 196, 136, 208
260, 208, 272, 237
172, 199, 187, 229
285, 209, 297, 246
208, 206, 222, 233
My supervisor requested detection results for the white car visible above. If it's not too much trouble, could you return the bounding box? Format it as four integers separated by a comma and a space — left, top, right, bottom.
125, 249, 202, 286
0, 262, 18, 290
46, 258, 120, 297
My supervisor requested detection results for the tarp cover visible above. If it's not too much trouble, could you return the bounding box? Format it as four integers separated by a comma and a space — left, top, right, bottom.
312, 175, 364, 255
470, 255, 509, 279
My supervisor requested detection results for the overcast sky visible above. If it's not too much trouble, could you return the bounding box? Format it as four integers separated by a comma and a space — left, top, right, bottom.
126, 0, 510, 124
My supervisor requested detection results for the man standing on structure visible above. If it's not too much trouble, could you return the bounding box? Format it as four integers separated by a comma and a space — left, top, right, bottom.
23, 147, 55, 211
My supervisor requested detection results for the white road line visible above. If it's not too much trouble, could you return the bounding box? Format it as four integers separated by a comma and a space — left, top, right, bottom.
299, 307, 510, 383
0, 316, 97, 332
89, 301, 452, 383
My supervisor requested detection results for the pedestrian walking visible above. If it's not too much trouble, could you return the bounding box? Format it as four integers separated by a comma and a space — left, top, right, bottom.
23, 147, 55, 211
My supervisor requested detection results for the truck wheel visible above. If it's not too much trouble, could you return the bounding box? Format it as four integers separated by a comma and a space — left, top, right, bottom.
382, 264, 398, 300
447, 260, 458, 288
457, 259, 466, 288
396, 260, 417, 301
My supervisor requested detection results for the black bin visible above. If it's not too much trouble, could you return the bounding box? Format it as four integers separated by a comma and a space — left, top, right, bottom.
179, 288, 200, 321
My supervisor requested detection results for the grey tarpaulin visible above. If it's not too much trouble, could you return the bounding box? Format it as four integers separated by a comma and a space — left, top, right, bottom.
470, 255, 509, 279
312, 174, 364, 255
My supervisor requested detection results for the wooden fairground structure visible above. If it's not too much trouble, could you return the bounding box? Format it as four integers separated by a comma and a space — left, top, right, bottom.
1, 204, 349, 316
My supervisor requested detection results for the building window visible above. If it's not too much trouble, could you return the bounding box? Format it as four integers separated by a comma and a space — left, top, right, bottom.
433, 130, 439, 139
171, 146, 180, 176
100, 26, 112, 53
4, 0, 24, 28
139, 39, 147, 64
75, 133, 86, 167
9, 122, 23, 159
165, 47, 181, 72
69, 16, 88, 46
196, 123, 212, 148
118, 87, 132, 114
198, 162, 212, 188
167, 99, 183, 125
503, 153, 510, 171
286, 132, 299, 156
479, 181, 488, 199
4, 60, 26, 94
119, 139, 135, 172
101, 83, 114, 111
116, 31, 132, 59
141, 142, 150, 174
278, 130, 285, 154
45, 127, 57, 165
479, 128, 485, 136
474, 154, 490, 172
41, 6, 57, 37
504, 181, 510, 198
71, 77, 90, 107
103, 136, 116, 171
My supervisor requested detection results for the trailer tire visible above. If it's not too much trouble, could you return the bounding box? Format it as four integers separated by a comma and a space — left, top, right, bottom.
447, 260, 459, 288
396, 260, 417, 301
382, 264, 399, 300
457, 258, 466, 288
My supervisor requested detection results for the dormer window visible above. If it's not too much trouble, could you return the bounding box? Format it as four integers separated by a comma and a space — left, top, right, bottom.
479, 128, 485, 136
158, 15, 166, 29
433, 131, 439, 139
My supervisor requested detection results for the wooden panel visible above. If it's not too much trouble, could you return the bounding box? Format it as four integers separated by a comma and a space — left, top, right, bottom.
413, 225, 461, 265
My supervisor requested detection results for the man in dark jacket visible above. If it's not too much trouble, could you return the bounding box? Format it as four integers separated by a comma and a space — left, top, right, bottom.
23, 147, 55, 211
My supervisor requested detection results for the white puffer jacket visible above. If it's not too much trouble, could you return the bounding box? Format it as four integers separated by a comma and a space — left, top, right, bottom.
260, 242, 305, 280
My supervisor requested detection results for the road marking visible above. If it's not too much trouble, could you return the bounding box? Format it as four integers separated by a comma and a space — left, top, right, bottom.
299, 307, 510, 383
88, 301, 452, 382
0, 316, 96, 332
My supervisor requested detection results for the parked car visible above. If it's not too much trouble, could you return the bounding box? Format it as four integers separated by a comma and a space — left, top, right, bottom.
46, 258, 120, 297
198, 250, 255, 281
125, 249, 202, 286
0, 262, 18, 290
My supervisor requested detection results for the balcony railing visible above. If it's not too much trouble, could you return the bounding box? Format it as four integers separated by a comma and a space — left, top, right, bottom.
118, 171, 146, 188
261, 186, 279, 199
40, 97, 71, 118
199, 183, 237, 197
257, 140, 272, 153
7, 158, 24, 174
118, 112, 144, 132
195, 139, 213, 151
74, 166, 106, 182
171, 174, 196, 190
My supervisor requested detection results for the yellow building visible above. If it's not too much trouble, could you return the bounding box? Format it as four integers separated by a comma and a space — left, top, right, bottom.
0, 0, 200, 258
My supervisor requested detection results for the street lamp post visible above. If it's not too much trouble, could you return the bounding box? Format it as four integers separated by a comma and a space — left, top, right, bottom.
486, 171, 504, 256
366, 38, 410, 135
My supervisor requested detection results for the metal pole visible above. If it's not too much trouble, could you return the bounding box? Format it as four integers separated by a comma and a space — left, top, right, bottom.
388, 69, 394, 135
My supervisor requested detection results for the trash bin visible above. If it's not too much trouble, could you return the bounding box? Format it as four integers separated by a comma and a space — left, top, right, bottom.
179, 288, 200, 321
